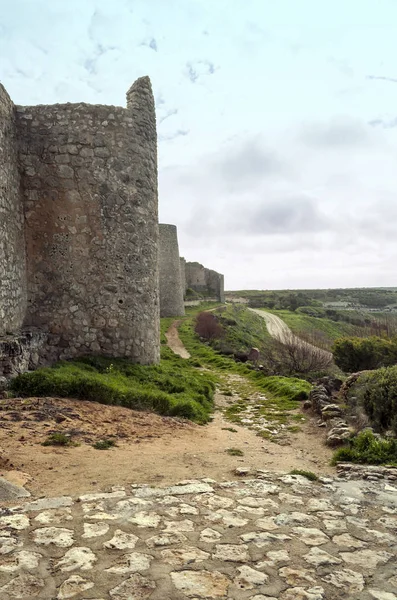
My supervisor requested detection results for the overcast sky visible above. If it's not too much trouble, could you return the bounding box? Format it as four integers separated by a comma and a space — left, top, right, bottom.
1, 0, 397, 290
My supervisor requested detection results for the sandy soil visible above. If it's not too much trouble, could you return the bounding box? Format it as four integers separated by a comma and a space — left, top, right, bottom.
0, 392, 334, 498
0, 320, 334, 498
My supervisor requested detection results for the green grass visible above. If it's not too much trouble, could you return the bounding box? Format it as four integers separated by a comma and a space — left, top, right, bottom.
178, 312, 311, 406
93, 439, 117, 450
226, 447, 244, 456
42, 432, 77, 447
11, 344, 216, 425
214, 304, 272, 353
290, 469, 318, 481
222, 427, 238, 433
332, 430, 397, 466
265, 309, 359, 350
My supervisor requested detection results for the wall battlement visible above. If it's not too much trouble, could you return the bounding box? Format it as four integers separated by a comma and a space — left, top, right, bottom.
0, 77, 160, 371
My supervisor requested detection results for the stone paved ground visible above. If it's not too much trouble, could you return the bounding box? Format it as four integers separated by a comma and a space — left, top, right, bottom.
0, 472, 396, 600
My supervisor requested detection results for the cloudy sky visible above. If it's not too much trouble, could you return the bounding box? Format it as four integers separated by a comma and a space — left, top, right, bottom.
1, 0, 397, 290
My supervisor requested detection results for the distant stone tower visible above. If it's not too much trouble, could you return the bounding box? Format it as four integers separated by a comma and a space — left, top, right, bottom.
0, 76, 160, 372
185, 262, 225, 302
159, 224, 185, 317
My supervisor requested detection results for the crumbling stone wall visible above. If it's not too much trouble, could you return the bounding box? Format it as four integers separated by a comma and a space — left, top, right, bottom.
185, 262, 224, 302
0, 84, 27, 336
159, 224, 185, 317
0, 77, 160, 368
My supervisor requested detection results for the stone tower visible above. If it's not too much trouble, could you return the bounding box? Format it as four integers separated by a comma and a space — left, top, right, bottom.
0, 76, 160, 371
159, 224, 185, 317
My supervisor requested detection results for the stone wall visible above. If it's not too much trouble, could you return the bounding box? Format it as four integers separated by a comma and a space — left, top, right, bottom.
185, 262, 224, 302
180, 257, 186, 300
0, 76, 160, 367
0, 84, 27, 336
159, 224, 185, 317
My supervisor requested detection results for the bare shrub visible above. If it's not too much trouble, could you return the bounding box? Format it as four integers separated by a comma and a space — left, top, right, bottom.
195, 312, 224, 342
260, 333, 333, 376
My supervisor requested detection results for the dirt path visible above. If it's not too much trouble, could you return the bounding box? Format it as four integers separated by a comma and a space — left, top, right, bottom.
0, 321, 335, 498
249, 308, 333, 361
165, 320, 191, 359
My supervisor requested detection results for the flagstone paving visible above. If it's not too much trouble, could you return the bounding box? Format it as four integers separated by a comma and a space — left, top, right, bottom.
0, 472, 396, 599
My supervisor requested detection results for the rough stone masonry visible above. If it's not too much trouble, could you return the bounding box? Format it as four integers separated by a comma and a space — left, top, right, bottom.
185, 261, 225, 302
0, 76, 160, 373
159, 224, 185, 318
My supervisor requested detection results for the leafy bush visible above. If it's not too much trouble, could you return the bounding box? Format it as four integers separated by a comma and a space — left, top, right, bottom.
332, 336, 397, 372
10, 346, 216, 425
359, 366, 397, 435
42, 432, 76, 447
332, 430, 397, 466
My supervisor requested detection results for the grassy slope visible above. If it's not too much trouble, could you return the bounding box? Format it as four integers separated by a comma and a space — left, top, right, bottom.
266, 309, 359, 350
10, 343, 217, 425
215, 304, 272, 353
179, 307, 311, 405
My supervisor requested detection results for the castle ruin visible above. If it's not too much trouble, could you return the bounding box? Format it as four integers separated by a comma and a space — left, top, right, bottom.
0, 77, 160, 374
185, 262, 225, 302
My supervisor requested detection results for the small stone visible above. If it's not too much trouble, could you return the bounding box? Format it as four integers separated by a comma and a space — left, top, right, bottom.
79, 490, 126, 502
103, 530, 139, 550
280, 587, 325, 600
278, 493, 304, 506
23, 497, 73, 512
303, 547, 342, 566
57, 575, 94, 599
323, 569, 365, 593
255, 517, 279, 530
323, 519, 347, 533
198, 494, 234, 509
34, 508, 73, 524
369, 591, 397, 600
0, 534, 23, 555
106, 552, 153, 574
82, 522, 110, 538
54, 547, 97, 571
163, 519, 194, 532
33, 527, 74, 547
214, 544, 249, 562
171, 569, 230, 598
275, 512, 314, 526
332, 533, 366, 549
307, 498, 334, 512
109, 573, 156, 599
199, 528, 222, 543
292, 527, 329, 546
0, 574, 45, 598
279, 567, 316, 586
0, 550, 41, 572
239, 496, 279, 509
146, 532, 187, 548
340, 549, 393, 571
128, 511, 161, 528
0, 514, 30, 530
161, 546, 209, 566
234, 565, 269, 589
